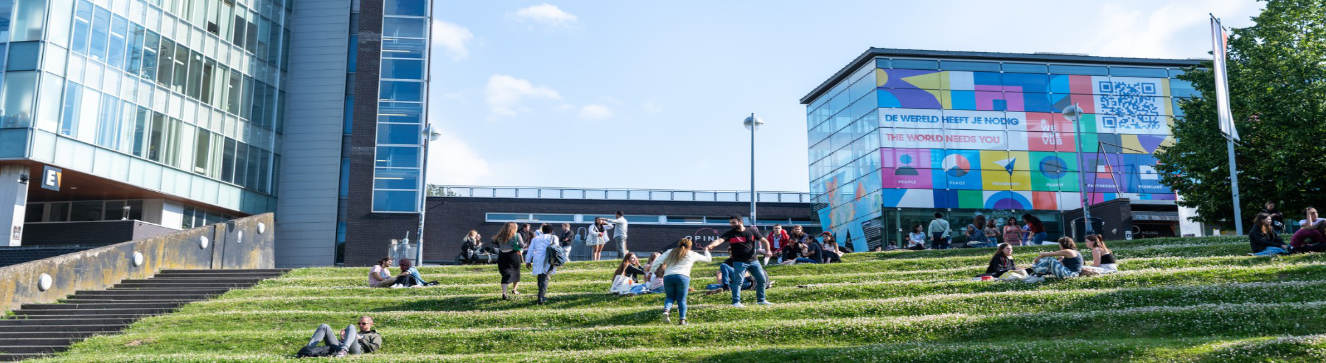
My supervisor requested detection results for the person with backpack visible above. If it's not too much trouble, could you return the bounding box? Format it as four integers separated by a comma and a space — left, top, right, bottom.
301, 316, 382, 357
525, 224, 562, 305
657, 237, 712, 325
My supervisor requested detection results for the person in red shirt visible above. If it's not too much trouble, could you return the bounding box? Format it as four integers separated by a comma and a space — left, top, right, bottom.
764, 224, 790, 264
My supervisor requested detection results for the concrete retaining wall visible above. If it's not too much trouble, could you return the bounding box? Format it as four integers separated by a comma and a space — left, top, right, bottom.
0, 213, 275, 312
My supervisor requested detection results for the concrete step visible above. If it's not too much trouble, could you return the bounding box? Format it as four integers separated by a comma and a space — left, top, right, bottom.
10, 313, 149, 320
98, 287, 233, 294
0, 346, 66, 354
0, 317, 141, 326
121, 277, 268, 284
154, 271, 286, 277
113, 283, 259, 290
21, 302, 183, 310
0, 331, 102, 339
6, 324, 125, 333
0, 353, 49, 362
60, 298, 201, 304
72, 289, 222, 296
0, 338, 80, 346
14, 308, 174, 316
159, 269, 289, 274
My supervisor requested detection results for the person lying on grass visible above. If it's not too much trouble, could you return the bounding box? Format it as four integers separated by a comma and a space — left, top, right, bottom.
1250, 212, 1291, 256
303, 316, 382, 357
1029, 237, 1083, 279
1081, 234, 1119, 274
978, 243, 1026, 279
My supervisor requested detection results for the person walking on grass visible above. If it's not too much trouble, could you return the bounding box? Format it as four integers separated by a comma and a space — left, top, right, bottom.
929, 213, 951, 249
1250, 212, 1291, 256
304, 316, 382, 357
493, 222, 524, 300
658, 237, 712, 325
525, 224, 560, 305
705, 214, 773, 308
604, 211, 631, 256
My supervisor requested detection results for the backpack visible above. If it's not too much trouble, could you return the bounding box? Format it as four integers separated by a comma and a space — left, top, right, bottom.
296, 345, 333, 358
546, 241, 567, 267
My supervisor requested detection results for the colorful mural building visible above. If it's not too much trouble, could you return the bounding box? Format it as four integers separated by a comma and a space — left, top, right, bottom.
801, 49, 1201, 251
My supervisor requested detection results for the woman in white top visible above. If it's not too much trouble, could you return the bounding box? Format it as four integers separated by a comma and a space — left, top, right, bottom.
658, 237, 712, 325
907, 224, 928, 250
524, 225, 560, 305
585, 218, 611, 261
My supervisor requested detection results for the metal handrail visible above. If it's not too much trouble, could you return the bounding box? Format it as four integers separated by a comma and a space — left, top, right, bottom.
427, 185, 811, 203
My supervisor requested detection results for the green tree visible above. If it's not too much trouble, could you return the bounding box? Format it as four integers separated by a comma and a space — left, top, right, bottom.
1156, 0, 1326, 230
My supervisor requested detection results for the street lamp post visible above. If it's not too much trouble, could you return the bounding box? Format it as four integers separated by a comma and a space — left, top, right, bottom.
744, 114, 763, 226
415, 125, 442, 266
1063, 104, 1093, 234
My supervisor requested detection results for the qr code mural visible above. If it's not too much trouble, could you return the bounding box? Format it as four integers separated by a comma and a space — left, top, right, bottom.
1095, 78, 1166, 133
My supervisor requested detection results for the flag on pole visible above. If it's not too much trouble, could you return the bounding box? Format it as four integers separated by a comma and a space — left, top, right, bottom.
1211, 16, 1241, 141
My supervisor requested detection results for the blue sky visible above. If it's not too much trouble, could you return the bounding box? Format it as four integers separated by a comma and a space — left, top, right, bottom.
425, 0, 1261, 192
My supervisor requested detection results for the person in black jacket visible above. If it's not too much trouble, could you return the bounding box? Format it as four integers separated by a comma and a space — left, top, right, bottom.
979, 243, 1026, 279
1250, 212, 1290, 256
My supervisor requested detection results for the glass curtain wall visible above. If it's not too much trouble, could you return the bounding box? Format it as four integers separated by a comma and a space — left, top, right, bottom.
371, 0, 429, 213
4, 0, 290, 199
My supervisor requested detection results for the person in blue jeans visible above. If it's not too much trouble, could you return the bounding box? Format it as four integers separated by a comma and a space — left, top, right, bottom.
305, 316, 383, 357
657, 237, 711, 325
1250, 212, 1290, 256
928, 213, 951, 249
705, 214, 773, 307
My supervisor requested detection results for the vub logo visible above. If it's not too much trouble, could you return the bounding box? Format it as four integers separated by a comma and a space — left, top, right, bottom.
1037, 119, 1062, 145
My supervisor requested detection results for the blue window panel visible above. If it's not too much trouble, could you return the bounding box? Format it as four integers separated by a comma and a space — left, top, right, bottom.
378, 102, 422, 124
71, 0, 93, 54
947, 90, 976, 110
1170, 79, 1198, 98
373, 190, 418, 212
374, 169, 419, 189
375, 146, 419, 168
6, 41, 38, 70
343, 95, 353, 134
141, 30, 159, 81
377, 123, 420, 145
1002, 73, 1050, 94
380, 58, 423, 80
339, 158, 350, 198
1017, 93, 1053, 112
346, 35, 357, 72
891, 59, 938, 70
874, 59, 891, 69
384, 0, 427, 16
382, 37, 426, 59
126, 23, 144, 73
1001, 63, 1048, 73
1048, 65, 1108, 76
107, 15, 127, 69
88, 6, 110, 62
59, 81, 82, 137
972, 72, 1002, 86
379, 80, 422, 102
939, 61, 1000, 72
381, 17, 427, 38
1109, 67, 1169, 77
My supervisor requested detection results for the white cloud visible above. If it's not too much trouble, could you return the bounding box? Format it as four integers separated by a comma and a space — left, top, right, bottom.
512, 4, 578, 28
431, 20, 473, 61
1088, 0, 1259, 58
641, 100, 662, 113
485, 74, 562, 118
426, 126, 492, 185
578, 104, 613, 120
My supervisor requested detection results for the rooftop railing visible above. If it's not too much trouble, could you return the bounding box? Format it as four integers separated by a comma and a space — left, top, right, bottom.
428, 185, 811, 203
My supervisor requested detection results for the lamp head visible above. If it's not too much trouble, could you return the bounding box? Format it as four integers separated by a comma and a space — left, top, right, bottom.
1061, 105, 1083, 121
743, 114, 764, 131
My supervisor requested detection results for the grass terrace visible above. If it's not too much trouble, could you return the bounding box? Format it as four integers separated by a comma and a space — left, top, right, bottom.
24, 235, 1326, 362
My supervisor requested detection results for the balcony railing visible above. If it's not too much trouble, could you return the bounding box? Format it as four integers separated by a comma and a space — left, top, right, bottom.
428, 185, 810, 203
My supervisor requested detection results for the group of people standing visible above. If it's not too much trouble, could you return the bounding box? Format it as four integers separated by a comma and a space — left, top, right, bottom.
907, 213, 1047, 250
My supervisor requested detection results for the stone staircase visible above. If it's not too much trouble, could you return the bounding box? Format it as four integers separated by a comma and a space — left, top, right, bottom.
0, 269, 288, 362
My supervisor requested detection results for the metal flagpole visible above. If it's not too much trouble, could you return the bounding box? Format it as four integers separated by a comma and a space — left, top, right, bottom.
1212, 15, 1243, 235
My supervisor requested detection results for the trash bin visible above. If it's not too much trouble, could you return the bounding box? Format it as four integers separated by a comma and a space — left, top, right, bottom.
1071, 217, 1104, 242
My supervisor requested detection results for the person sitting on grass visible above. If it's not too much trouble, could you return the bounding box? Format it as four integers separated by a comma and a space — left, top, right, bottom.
393, 258, 428, 287
1250, 212, 1291, 256
1290, 207, 1326, 253
609, 253, 647, 295
979, 243, 1026, 279
1029, 237, 1083, 280
1081, 234, 1119, 274
907, 224, 928, 250
707, 258, 756, 295
368, 258, 397, 287
820, 232, 843, 263
304, 316, 382, 357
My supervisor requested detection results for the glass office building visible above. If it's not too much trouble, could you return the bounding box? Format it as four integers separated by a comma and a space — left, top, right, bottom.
802, 49, 1199, 250
0, 0, 432, 267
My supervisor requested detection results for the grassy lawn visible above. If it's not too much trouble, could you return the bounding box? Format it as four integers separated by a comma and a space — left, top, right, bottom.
24, 235, 1326, 362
